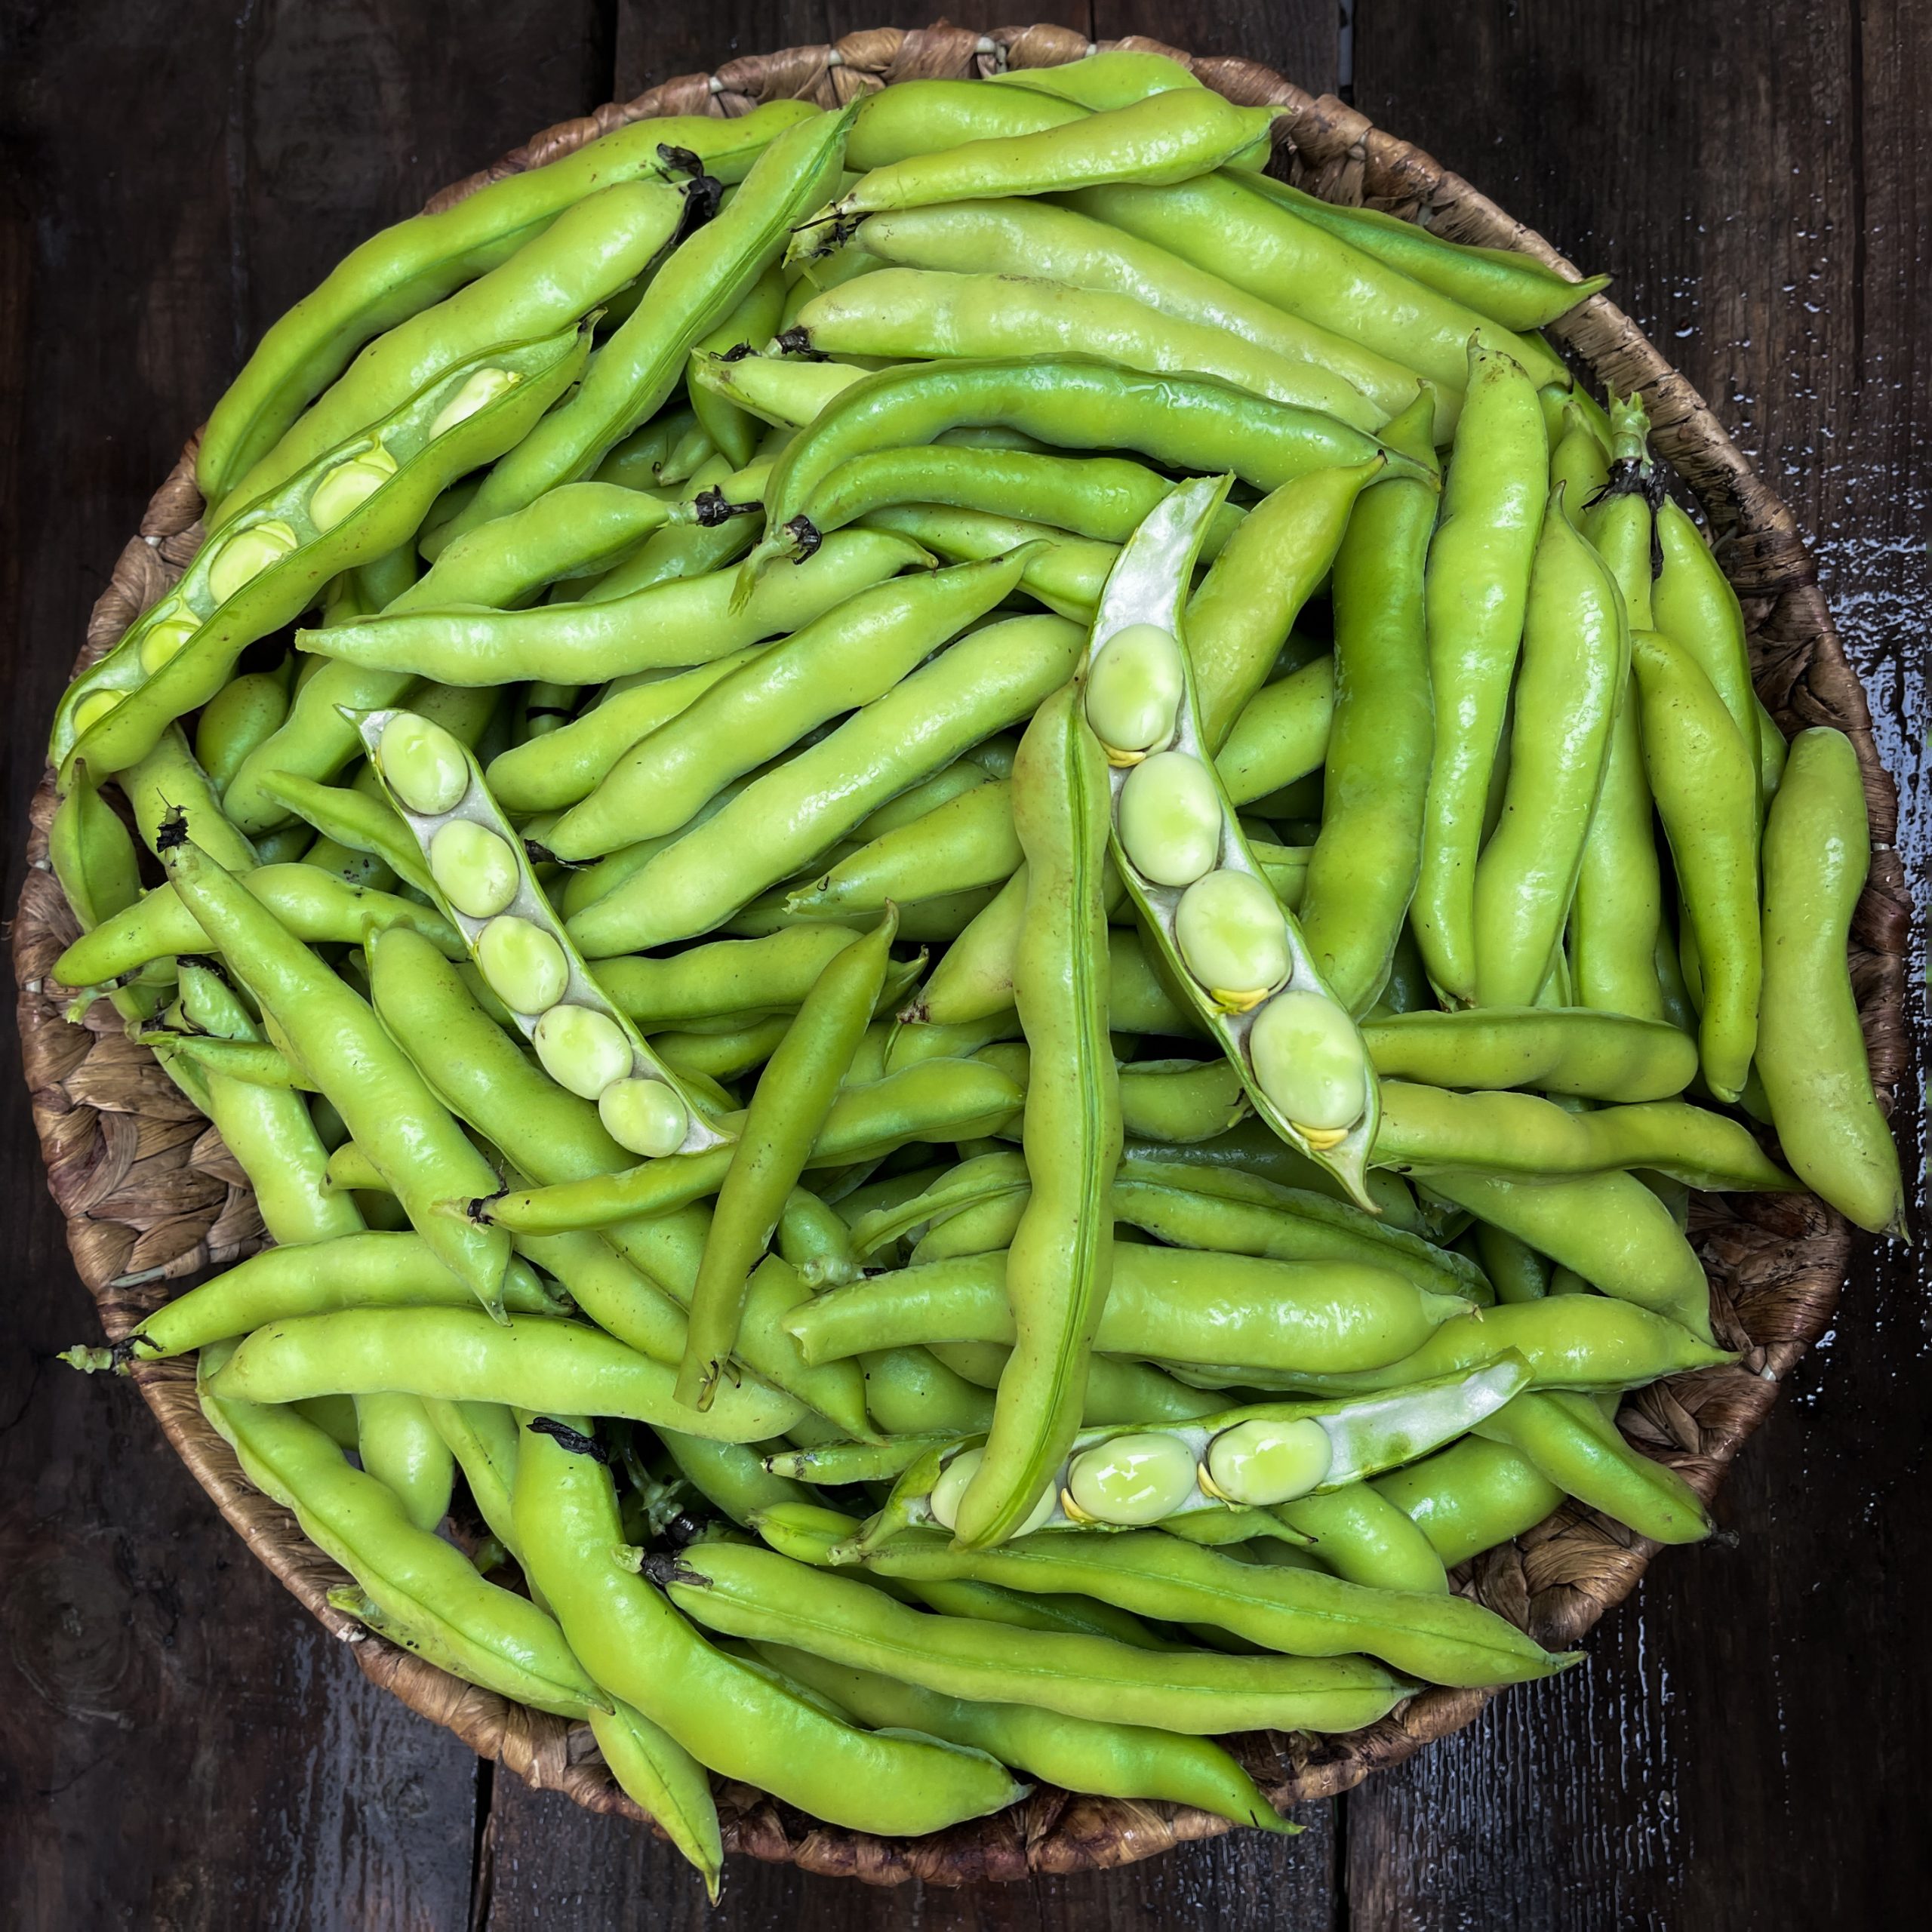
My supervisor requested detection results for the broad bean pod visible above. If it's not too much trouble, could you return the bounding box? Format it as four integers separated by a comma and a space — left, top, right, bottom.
788, 1244, 1467, 1374
648, 1539, 1405, 1737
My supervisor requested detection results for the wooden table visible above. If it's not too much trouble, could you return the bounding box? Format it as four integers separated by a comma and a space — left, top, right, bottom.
2, 5, 1924, 1925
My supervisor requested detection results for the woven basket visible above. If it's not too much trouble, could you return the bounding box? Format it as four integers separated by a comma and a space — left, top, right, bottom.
13, 21, 1910, 1887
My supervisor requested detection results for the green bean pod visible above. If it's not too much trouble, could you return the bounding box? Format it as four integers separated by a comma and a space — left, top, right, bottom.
1418, 1165, 1713, 1337
566, 613, 1084, 955
792, 267, 1383, 429
1237, 174, 1608, 332
774, 1509, 1568, 1687
1374, 1082, 1790, 1194
1652, 498, 1761, 795
54, 862, 460, 991
950, 683, 1121, 1547
985, 49, 1204, 111
650, 1540, 1404, 1737
784, 777, 1023, 918
1081, 476, 1382, 1205
361, 707, 724, 1159
513, 1417, 1027, 1835
747, 354, 1433, 577
300, 527, 928, 686
1472, 486, 1629, 1007
1629, 629, 1762, 1100
94, 1233, 558, 1366
1472, 1390, 1712, 1543
1273, 1481, 1451, 1594
53, 321, 590, 784
1298, 392, 1439, 1012
200, 1352, 607, 1718
1757, 728, 1905, 1233
352, 1392, 455, 1531
196, 103, 815, 503
800, 91, 1284, 242
157, 835, 510, 1313
170, 963, 361, 1246
788, 1245, 1468, 1374
1361, 1008, 1697, 1100
843, 80, 1084, 171
211, 1306, 802, 1443
678, 912, 896, 1409
212, 181, 685, 524
1412, 340, 1549, 1002
197, 667, 291, 793
688, 263, 789, 466
1066, 176, 1572, 395
844, 198, 1435, 429
550, 549, 1035, 860
1260, 1294, 1733, 1398
451, 106, 857, 536
485, 649, 765, 814
1373, 1435, 1565, 1566
759, 1639, 1290, 1832
775, 438, 1244, 554
856, 503, 1118, 620
474, 1055, 1023, 1235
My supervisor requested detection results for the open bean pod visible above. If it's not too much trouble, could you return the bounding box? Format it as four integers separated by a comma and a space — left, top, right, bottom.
1083, 475, 1382, 1208
851, 1358, 1531, 1549
358, 706, 728, 1161
52, 318, 592, 782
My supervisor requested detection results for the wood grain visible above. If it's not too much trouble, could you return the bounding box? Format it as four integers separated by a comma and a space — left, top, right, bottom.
2, 4, 1926, 1926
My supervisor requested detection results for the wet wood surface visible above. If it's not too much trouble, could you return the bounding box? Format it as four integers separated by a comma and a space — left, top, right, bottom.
2, 4, 1924, 1926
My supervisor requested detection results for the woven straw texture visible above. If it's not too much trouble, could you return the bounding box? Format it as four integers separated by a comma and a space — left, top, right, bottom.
12, 21, 1910, 1887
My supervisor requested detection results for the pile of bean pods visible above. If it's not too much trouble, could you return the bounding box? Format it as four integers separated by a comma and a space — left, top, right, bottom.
51, 52, 1904, 1889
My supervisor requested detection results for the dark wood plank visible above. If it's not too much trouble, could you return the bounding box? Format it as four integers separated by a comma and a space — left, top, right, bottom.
0, 3, 610, 1927
1347, 2, 1932, 1925
478, 1774, 1338, 1929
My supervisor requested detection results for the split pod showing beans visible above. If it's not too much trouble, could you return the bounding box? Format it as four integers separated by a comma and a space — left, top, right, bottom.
51, 320, 592, 786
1082, 475, 1383, 1208
851, 1358, 1532, 1549
358, 707, 725, 1161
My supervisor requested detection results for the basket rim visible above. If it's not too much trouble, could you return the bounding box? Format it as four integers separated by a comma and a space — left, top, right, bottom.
12, 20, 1909, 1890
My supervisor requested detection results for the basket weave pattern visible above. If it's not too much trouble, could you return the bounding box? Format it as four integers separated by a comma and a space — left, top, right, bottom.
11, 22, 1910, 1886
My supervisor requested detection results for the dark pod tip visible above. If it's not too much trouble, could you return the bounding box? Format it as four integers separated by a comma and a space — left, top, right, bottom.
153, 805, 190, 854
718, 340, 756, 364
656, 143, 703, 176
772, 327, 828, 361
691, 486, 761, 528
678, 171, 724, 233
525, 1415, 612, 1463
783, 515, 823, 564
641, 1549, 705, 1589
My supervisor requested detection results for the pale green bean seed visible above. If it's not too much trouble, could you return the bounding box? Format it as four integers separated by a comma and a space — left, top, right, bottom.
381, 714, 469, 815
931, 1447, 1054, 1535
1118, 750, 1223, 887
138, 611, 201, 673
73, 688, 124, 734
429, 820, 518, 918
1204, 1417, 1331, 1506
1065, 1432, 1199, 1525
1175, 869, 1290, 1004
1249, 990, 1366, 1131
208, 519, 299, 603
1085, 622, 1185, 757
598, 1076, 690, 1158
533, 1002, 631, 1099
429, 367, 519, 441
309, 448, 398, 531
476, 915, 568, 1013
